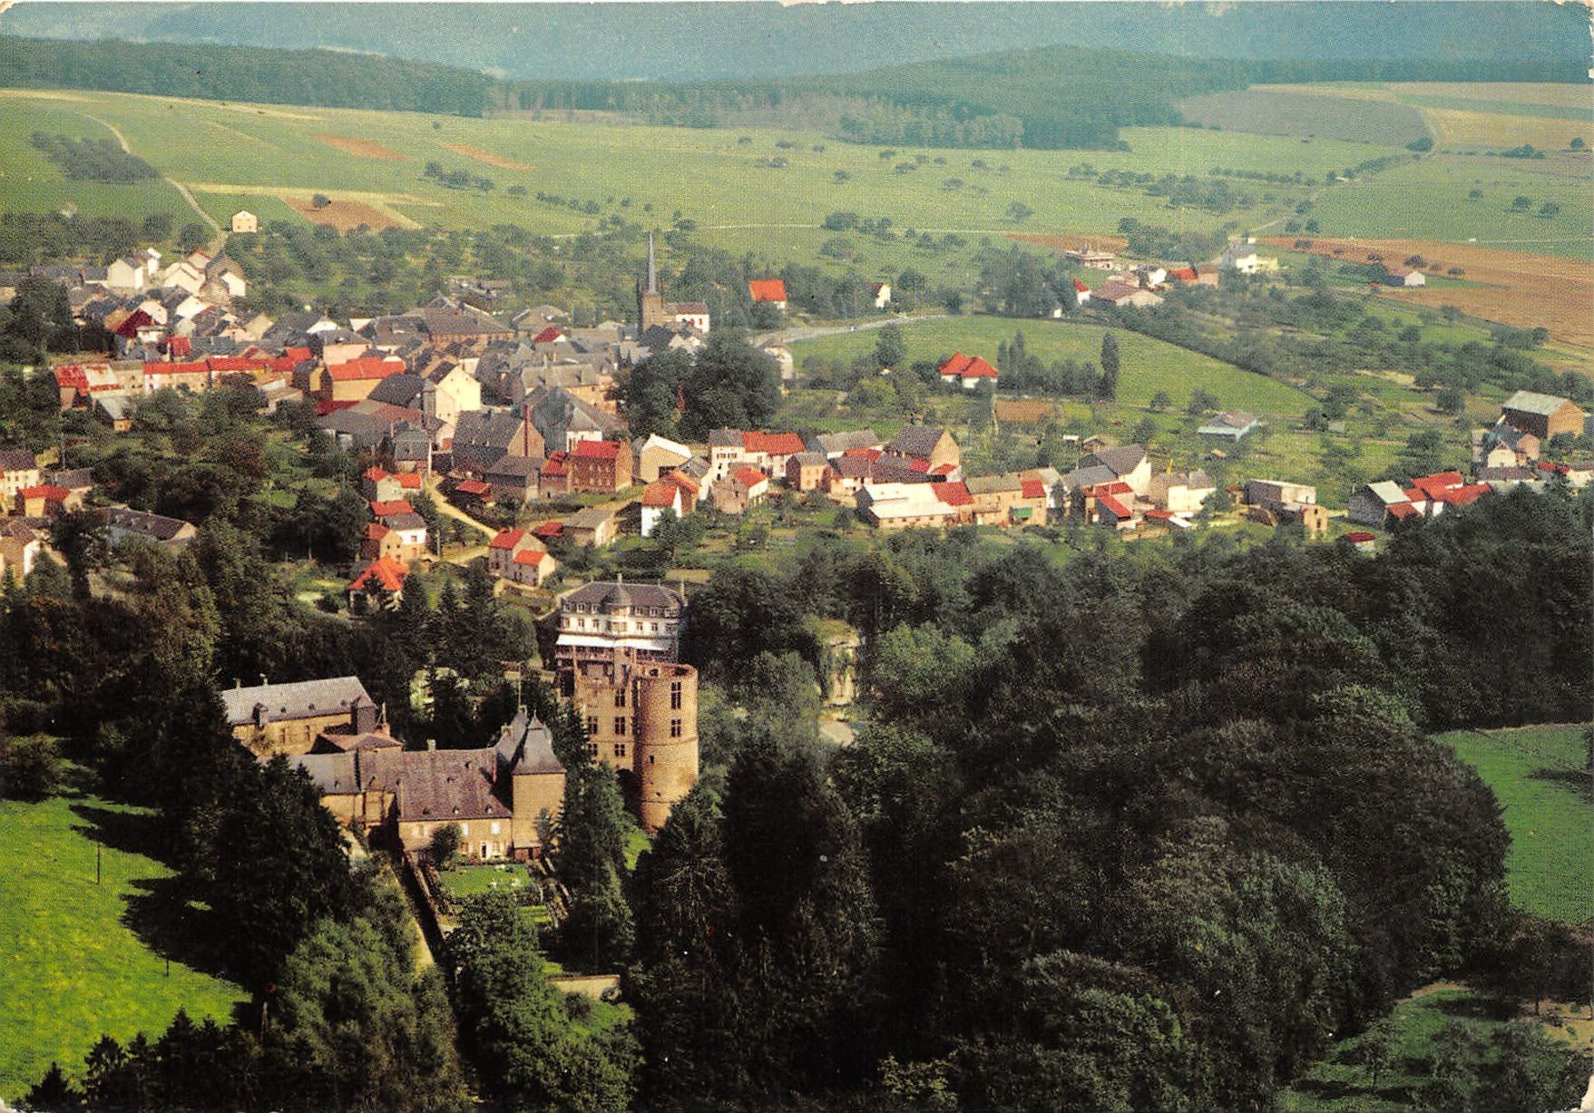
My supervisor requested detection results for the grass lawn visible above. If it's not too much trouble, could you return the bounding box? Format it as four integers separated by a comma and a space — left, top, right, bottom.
1281, 985, 1509, 1112
1435, 725, 1592, 924
438, 861, 539, 898
0, 791, 243, 1101
790, 314, 1314, 414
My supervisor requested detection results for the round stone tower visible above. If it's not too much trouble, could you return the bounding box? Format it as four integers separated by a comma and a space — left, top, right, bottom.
632, 661, 699, 833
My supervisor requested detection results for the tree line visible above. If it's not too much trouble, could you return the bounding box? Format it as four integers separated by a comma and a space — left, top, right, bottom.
29, 133, 157, 183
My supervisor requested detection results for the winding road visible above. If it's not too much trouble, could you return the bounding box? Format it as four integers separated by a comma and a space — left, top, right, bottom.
81, 110, 223, 251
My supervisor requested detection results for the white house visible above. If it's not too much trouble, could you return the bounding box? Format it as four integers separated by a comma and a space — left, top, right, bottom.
1390, 268, 1426, 287
230, 210, 259, 234
1198, 410, 1262, 441
870, 282, 892, 309
640, 479, 686, 537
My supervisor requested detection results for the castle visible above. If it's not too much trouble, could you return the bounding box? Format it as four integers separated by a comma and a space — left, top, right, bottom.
555, 579, 699, 833
636, 233, 711, 335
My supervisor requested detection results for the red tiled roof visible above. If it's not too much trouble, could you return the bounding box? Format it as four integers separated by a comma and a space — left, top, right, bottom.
743, 431, 806, 456
642, 481, 680, 507
1411, 470, 1465, 498
734, 466, 767, 488
54, 366, 87, 389
931, 462, 957, 477
454, 479, 491, 496
748, 279, 788, 303
932, 481, 973, 506
1388, 502, 1420, 520
665, 470, 699, 495
1432, 483, 1490, 506
143, 360, 209, 376
207, 357, 255, 372
1167, 267, 1198, 282
395, 472, 421, 489
349, 556, 409, 593
315, 399, 358, 416
532, 326, 565, 344
365, 522, 390, 540
1021, 478, 1046, 499
489, 529, 527, 550
844, 447, 884, 461
573, 439, 621, 461
1345, 531, 1376, 543
1074, 279, 1090, 292
541, 458, 568, 477
1085, 481, 1133, 497
1404, 487, 1425, 503
370, 499, 415, 518
19, 484, 69, 502
532, 520, 564, 538
939, 352, 998, 379
512, 549, 548, 566
327, 356, 404, 381
363, 466, 389, 482
910, 459, 931, 473
1144, 508, 1175, 520
168, 336, 192, 357
1097, 494, 1133, 519
285, 346, 314, 363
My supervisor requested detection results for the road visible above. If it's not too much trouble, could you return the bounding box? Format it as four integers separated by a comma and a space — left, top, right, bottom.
82, 111, 223, 251
755, 313, 951, 347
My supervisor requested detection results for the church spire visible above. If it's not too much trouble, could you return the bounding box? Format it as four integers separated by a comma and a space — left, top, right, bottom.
645, 231, 659, 295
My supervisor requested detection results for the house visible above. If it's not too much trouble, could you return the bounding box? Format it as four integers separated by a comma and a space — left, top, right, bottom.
964, 473, 1048, 527
810, 429, 883, 460
715, 466, 770, 515
361, 466, 422, 504
1148, 469, 1215, 514
453, 408, 545, 474
1087, 483, 1139, 531
634, 433, 693, 482
322, 355, 407, 403
1199, 410, 1262, 441
101, 506, 197, 548
15, 484, 77, 519
348, 555, 410, 611
563, 505, 620, 548
1065, 246, 1116, 269
938, 352, 1000, 391
1076, 444, 1152, 496
0, 520, 42, 581
1388, 268, 1426, 287
1499, 390, 1586, 441
885, 425, 961, 472
554, 579, 687, 675
1219, 237, 1277, 274
293, 708, 565, 859
870, 282, 892, 309
425, 362, 482, 427
1408, 470, 1492, 515
1474, 465, 1540, 492
482, 455, 541, 506
1535, 460, 1594, 489
856, 480, 973, 530
1072, 278, 1092, 305
1477, 420, 1540, 469
488, 529, 557, 586
221, 675, 381, 759
1349, 480, 1423, 527
230, 210, 258, 234
1091, 280, 1164, 309
0, 449, 41, 505
1344, 530, 1377, 554
748, 279, 788, 309
640, 480, 685, 537
706, 430, 807, 480
785, 451, 833, 493
104, 256, 147, 294
569, 439, 633, 493
1244, 478, 1328, 534
526, 385, 621, 455
411, 300, 515, 344
372, 508, 428, 563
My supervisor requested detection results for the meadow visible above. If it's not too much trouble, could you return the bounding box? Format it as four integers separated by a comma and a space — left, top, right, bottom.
1435, 725, 1592, 925
788, 314, 1314, 413
0, 791, 243, 1101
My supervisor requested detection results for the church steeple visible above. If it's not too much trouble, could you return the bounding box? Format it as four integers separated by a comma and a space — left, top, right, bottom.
637, 231, 667, 331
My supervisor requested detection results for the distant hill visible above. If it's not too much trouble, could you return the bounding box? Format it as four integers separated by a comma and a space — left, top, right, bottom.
0, 1, 1587, 83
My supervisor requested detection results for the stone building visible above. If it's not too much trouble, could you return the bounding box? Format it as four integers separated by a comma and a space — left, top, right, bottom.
554, 579, 697, 832
222, 675, 382, 758
636, 233, 711, 334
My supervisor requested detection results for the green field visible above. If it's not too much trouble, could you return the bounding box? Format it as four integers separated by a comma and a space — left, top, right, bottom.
0, 792, 243, 1101
1436, 725, 1592, 924
789, 315, 1315, 414
1179, 87, 1431, 145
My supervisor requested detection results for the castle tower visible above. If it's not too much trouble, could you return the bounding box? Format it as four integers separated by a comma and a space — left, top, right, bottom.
637, 232, 668, 332
631, 662, 699, 833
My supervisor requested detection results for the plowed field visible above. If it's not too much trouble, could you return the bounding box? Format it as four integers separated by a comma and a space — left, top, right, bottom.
313, 134, 408, 160
445, 143, 533, 172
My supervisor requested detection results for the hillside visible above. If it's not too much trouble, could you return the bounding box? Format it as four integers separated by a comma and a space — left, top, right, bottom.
2, 1, 1587, 82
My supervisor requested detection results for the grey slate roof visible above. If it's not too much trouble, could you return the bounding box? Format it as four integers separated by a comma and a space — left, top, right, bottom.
811, 429, 881, 456
562, 580, 683, 614
887, 425, 949, 459
222, 675, 372, 728
1084, 444, 1146, 478
366, 373, 427, 409
493, 707, 563, 776
0, 448, 38, 472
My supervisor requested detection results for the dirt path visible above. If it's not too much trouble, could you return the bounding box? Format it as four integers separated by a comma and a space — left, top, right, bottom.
80, 111, 223, 252
757, 313, 951, 346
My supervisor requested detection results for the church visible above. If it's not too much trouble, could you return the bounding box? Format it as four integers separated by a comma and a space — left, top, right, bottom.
636, 233, 710, 335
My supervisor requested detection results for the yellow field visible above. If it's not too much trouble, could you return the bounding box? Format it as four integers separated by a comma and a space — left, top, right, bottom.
1424, 108, 1590, 150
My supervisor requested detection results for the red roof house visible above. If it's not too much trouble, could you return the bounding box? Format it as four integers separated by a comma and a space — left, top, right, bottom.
748, 279, 788, 305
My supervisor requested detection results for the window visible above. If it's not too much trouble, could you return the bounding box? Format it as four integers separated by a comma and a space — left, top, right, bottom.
669, 718, 682, 738
587, 741, 598, 760
614, 716, 627, 736
460, 823, 470, 836
586, 716, 598, 737
491, 822, 501, 836
615, 688, 626, 708
614, 739, 627, 759
670, 681, 683, 710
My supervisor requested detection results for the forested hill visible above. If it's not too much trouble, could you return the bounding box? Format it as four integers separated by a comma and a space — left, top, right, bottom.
1, 1, 1588, 83
0, 36, 496, 116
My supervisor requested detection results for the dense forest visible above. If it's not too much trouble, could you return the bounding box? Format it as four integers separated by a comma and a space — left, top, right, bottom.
0, 36, 495, 116
3, 356, 1589, 1108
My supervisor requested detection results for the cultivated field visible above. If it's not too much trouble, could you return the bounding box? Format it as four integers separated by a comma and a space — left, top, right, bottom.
1179, 87, 1431, 145
1437, 725, 1592, 924
789, 314, 1315, 414
0, 793, 243, 1101
1261, 234, 1594, 351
